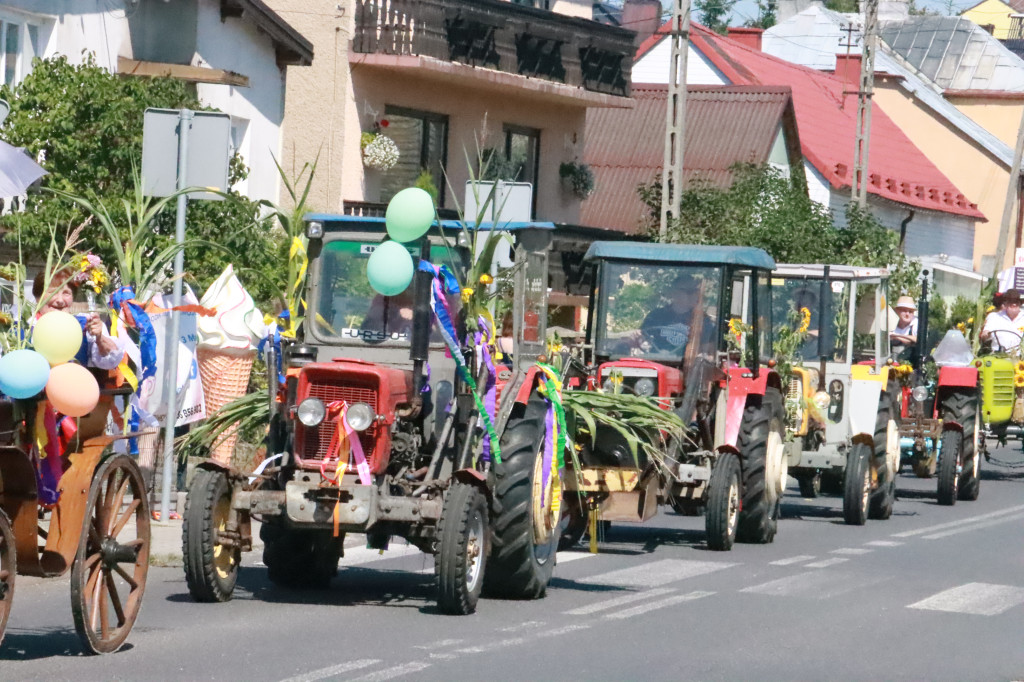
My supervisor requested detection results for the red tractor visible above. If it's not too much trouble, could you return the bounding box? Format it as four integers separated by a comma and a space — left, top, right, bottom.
559, 242, 793, 551
183, 217, 562, 614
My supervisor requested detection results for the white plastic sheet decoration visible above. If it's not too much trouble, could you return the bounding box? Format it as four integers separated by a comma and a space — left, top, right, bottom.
145, 288, 207, 427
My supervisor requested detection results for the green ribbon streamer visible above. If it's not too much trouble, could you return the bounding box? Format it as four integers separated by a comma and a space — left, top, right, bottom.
535, 362, 568, 468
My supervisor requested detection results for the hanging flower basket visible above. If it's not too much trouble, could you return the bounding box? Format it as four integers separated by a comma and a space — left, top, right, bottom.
361, 133, 400, 172
559, 161, 595, 200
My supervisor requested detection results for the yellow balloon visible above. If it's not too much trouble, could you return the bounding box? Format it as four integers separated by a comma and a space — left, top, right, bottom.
32, 311, 84, 366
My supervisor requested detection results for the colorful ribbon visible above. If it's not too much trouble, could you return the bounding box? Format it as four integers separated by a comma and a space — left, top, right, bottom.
34, 402, 62, 506
535, 363, 567, 511
418, 260, 502, 465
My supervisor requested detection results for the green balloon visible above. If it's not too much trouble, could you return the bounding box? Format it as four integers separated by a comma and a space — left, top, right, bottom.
367, 240, 414, 296
386, 187, 435, 242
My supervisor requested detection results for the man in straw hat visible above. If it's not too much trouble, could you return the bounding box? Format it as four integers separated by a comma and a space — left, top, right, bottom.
982, 289, 1024, 352
890, 295, 918, 359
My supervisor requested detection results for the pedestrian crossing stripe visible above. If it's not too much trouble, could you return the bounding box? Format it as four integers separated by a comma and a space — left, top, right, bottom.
908, 583, 1024, 616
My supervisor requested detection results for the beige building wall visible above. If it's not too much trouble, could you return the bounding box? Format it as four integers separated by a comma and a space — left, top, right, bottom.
948, 97, 1024, 148
265, 1, 349, 213
962, 0, 1017, 39
873, 80, 1008, 271
347, 65, 588, 223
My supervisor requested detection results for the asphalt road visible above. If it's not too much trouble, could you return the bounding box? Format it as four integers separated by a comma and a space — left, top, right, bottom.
5, 442, 1024, 682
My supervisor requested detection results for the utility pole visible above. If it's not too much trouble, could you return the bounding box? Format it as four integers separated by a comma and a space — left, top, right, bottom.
660, 0, 690, 238
851, 0, 878, 208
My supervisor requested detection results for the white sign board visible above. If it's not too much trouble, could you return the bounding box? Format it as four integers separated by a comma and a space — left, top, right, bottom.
464, 181, 533, 223
142, 108, 231, 200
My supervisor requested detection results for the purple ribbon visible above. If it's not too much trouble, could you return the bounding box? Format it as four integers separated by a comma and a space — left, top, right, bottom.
541, 404, 556, 505
475, 316, 498, 462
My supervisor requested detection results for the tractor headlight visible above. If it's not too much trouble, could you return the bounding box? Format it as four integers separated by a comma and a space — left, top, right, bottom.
813, 391, 831, 410
306, 220, 324, 239
634, 377, 656, 397
345, 402, 376, 431
912, 386, 930, 403
297, 397, 326, 427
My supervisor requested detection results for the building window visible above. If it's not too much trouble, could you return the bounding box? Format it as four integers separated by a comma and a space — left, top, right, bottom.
502, 125, 540, 189
0, 19, 42, 87
380, 106, 449, 206
512, 0, 552, 8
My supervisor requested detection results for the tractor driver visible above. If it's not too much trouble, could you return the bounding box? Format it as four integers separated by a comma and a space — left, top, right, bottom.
640, 273, 717, 356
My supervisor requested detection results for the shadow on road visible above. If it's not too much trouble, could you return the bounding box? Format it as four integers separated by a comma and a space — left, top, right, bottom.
0, 627, 132, 660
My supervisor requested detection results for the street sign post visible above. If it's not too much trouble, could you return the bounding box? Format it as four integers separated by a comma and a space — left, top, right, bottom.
142, 108, 230, 523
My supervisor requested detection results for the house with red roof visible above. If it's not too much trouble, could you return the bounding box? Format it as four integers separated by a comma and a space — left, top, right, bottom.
627, 21, 986, 275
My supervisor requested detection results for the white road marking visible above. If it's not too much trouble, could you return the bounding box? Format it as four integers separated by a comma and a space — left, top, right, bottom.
534, 624, 592, 637
603, 591, 715, 620
908, 583, 1024, 616
892, 504, 1024, 538
348, 662, 431, 682
831, 548, 873, 556
412, 639, 462, 650
769, 555, 815, 566
865, 540, 903, 547
921, 512, 1024, 540
455, 638, 526, 654
584, 559, 737, 589
741, 571, 860, 598
564, 587, 677, 616
499, 620, 545, 633
805, 557, 849, 568
279, 659, 380, 682
556, 551, 596, 564
429, 653, 456, 661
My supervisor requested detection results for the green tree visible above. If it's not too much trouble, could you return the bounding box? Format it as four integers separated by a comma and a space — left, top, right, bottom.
638, 163, 920, 291
694, 0, 736, 34
0, 56, 282, 304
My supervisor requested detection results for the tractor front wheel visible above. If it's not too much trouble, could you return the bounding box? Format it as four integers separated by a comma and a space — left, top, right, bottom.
937, 429, 962, 506
736, 389, 785, 544
436, 481, 488, 615
869, 393, 898, 520
706, 452, 741, 551
843, 443, 872, 525
183, 468, 239, 603
942, 391, 980, 501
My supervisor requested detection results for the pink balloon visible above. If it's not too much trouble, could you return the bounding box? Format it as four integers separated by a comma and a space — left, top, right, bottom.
46, 363, 100, 417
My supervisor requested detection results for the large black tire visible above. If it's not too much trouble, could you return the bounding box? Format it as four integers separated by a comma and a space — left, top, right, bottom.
797, 472, 821, 498
484, 397, 559, 599
869, 393, 898, 520
937, 429, 962, 506
183, 468, 239, 603
0, 508, 14, 649
942, 391, 981, 501
436, 481, 488, 615
843, 442, 872, 525
820, 471, 844, 495
706, 452, 741, 551
736, 389, 785, 544
261, 524, 342, 589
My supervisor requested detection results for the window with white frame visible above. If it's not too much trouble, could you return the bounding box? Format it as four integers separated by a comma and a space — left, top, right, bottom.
0, 17, 44, 87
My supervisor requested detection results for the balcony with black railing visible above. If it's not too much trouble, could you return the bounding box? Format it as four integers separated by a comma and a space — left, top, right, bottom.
352, 0, 634, 98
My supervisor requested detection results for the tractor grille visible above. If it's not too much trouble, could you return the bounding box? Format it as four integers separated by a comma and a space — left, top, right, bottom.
298, 382, 378, 462
786, 376, 802, 401
986, 367, 1014, 408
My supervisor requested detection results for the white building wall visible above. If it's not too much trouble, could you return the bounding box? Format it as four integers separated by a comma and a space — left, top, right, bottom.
550, 0, 592, 19
194, 0, 284, 203
0, 0, 287, 204
632, 41, 728, 85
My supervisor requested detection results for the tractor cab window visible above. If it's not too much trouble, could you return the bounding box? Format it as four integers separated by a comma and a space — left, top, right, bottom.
852, 282, 890, 363
595, 262, 723, 367
313, 240, 460, 345
770, 277, 851, 363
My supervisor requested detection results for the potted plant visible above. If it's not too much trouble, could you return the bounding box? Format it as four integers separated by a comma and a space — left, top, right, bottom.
559, 161, 595, 200
361, 119, 400, 172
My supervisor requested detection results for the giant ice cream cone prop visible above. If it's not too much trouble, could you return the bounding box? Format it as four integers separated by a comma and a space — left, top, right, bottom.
197, 265, 266, 464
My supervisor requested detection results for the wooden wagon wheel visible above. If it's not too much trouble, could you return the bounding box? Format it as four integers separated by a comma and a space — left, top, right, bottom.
70, 453, 150, 654
0, 508, 14, 648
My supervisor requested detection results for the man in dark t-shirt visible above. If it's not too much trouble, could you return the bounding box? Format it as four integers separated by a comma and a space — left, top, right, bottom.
641, 274, 716, 355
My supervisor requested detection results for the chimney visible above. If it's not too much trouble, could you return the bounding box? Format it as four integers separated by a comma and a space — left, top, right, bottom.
834, 53, 862, 86
727, 27, 763, 51
622, 0, 662, 47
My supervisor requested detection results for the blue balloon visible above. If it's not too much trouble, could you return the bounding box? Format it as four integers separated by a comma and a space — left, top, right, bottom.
0, 349, 51, 399
366, 241, 414, 296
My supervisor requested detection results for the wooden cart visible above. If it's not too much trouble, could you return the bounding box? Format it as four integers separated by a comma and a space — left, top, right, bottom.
0, 379, 150, 654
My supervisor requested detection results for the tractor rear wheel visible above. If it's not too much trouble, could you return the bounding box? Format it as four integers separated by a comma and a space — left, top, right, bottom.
736, 389, 785, 544
942, 391, 980, 501
797, 472, 821, 498
261, 524, 342, 589
484, 397, 559, 600
869, 393, 898, 520
183, 468, 239, 603
706, 452, 741, 551
937, 429, 962, 506
436, 481, 488, 615
843, 443, 872, 525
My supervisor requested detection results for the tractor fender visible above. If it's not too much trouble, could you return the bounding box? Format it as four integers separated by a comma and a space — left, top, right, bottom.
850, 432, 875, 448
512, 365, 546, 405
936, 366, 979, 390
722, 368, 773, 448
941, 420, 965, 434
848, 365, 888, 438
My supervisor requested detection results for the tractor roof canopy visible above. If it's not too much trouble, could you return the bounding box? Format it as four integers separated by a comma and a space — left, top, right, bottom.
584, 241, 775, 270
773, 263, 888, 281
